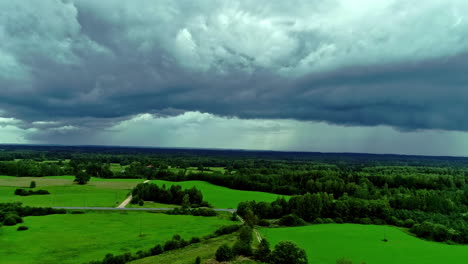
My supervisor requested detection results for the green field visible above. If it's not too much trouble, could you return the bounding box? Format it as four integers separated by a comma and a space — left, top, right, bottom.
260, 224, 468, 264
0, 211, 232, 264
150, 180, 288, 208
0, 176, 144, 207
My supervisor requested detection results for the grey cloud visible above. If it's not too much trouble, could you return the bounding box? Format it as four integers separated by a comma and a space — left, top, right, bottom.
1, 0, 468, 139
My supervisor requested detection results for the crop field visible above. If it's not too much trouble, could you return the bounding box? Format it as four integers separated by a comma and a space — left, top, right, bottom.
0, 211, 233, 264
150, 180, 288, 208
0, 176, 144, 207
260, 224, 468, 264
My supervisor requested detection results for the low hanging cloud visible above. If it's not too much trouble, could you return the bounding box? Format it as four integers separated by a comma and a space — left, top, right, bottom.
1, 0, 468, 148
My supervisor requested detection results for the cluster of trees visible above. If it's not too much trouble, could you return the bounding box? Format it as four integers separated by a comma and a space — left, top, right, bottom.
214, 225, 308, 264
237, 191, 468, 243
0, 202, 65, 226
14, 188, 49, 196
130, 183, 208, 207
88, 224, 241, 264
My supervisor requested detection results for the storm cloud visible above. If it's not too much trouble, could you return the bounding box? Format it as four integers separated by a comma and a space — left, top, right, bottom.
1, 0, 468, 153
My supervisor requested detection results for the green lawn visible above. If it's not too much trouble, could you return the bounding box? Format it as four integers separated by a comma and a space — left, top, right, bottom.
150, 180, 288, 208
0, 211, 232, 264
0, 176, 144, 207
260, 224, 468, 264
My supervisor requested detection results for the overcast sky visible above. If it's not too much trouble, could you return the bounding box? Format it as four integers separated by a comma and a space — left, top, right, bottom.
2, 0, 468, 156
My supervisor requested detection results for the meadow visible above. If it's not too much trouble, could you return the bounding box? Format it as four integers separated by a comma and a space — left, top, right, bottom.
0, 176, 143, 207
150, 179, 288, 208
0, 211, 233, 264
260, 224, 468, 264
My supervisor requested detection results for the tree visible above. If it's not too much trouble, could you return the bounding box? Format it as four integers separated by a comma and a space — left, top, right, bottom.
215, 244, 234, 262
270, 241, 308, 264
29, 181, 36, 188
182, 194, 190, 209
254, 239, 271, 262
74, 171, 91, 185
194, 256, 201, 264
239, 225, 253, 244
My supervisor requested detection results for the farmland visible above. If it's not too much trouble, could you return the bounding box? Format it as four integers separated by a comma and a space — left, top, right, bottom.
0, 211, 232, 264
260, 224, 468, 264
0, 176, 142, 207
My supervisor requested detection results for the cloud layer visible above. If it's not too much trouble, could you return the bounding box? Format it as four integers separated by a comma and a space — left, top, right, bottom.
1, 0, 468, 153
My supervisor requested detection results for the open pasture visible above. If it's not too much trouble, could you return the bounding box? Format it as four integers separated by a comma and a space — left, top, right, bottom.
260, 224, 468, 264
0, 211, 232, 264
150, 179, 288, 208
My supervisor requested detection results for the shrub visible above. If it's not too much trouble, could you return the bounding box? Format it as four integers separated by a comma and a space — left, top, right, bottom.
279, 214, 306, 226
232, 240, 252, 256
163, 239, 180, 251
194, 256, 201, 264
359, 218, 372, 225
270, 241, 308, 264
29, 181, 36, 188
323, 218, 335, 224
336, 258, 353, 264
312, 218, 324, 224
150, 244, 163, 255
17, 225, 28, 231
190, 237, 201, 244
215, 244, 234, 262
214, 224, 240, 236
3, 214, 22, 226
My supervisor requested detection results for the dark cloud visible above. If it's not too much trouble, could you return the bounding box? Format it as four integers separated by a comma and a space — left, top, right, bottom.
1, 0, 468, 142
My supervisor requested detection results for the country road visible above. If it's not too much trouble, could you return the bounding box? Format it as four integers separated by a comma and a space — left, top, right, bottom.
53, 206, 236, 212
117, 179, 150, 208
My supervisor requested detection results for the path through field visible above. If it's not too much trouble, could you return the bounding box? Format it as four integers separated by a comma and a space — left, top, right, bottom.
117, 180, 150, 208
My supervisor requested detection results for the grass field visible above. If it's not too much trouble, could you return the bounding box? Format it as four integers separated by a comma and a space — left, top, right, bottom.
0, 211, 233, 264
150, 180, 288, 208
260, 224, 468, 264
0, 176, 144, 207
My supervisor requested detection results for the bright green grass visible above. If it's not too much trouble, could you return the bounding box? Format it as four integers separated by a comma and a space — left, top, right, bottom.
0, 211, 232, 264
0, 176, 145, 207
150, 180, 288, 208
260, 224, 468, 264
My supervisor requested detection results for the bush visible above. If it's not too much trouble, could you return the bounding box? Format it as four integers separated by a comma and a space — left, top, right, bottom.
279, 214, 306, 226
3, 214, 22, 226
194, 256, 201, 264
164, 239, 180, 251
334, 217, 344, 223
232, 240, 252, 256
190, 237, 201, 244
270, 241, 308, 264
359, 218, 372, 225
150, 244, 163, 255
312, 218, 324, 224
323, 218, 335, 224
17, 225, 28, 231
215, 244, 234, 262
30, 181, 36, 188
215, 224, 241, 236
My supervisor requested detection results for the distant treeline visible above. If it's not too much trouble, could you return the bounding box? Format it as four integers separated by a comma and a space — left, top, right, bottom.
237, 192, 468, 244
